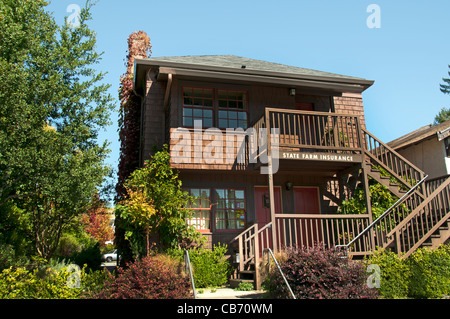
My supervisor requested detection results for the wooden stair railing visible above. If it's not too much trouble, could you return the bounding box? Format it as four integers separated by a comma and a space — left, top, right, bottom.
230, 222, 273, 290
390, 175, 450, 258
362, 129, 426, 196
338, 175, 450, 258
336, 175, 428, 255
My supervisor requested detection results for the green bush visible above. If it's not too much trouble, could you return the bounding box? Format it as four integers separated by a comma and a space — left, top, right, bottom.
366, 245, 450, 299
70, 242, 102, 272
408, 245, 450, 299
169, 244, 232, 288
365, 249, 410, 299
0, 261, 111, 299
0, 244, 28, 271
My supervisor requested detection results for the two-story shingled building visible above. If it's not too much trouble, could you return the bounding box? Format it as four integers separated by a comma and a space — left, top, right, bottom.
130, 54, 450, 289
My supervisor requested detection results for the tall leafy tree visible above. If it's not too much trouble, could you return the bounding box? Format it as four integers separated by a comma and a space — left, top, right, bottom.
115, 146, 204, 260
0, 0, 114, 259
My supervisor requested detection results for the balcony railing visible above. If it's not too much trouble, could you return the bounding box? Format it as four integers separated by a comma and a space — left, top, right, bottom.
251, 108, 364, 161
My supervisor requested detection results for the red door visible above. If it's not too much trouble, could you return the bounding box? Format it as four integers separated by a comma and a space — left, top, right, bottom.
293, 187, 321, 248
254, 186, 282, 252
254, 186, 282, 228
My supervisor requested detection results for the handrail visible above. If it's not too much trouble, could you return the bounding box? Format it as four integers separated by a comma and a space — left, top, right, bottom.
263, 248, 296, 299
336, 174, 428, 253
362, 129, 425, 191
184, 250, 197, 299
389, 175, 450, 237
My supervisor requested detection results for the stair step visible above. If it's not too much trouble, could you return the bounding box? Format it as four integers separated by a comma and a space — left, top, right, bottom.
230, 279, 255, 289
239, 270, 256, 280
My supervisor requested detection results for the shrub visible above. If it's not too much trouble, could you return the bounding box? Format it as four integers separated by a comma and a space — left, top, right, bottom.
91, 255, 192, 299
0, 263, 109, 299
70, 242, 102, 272
364, 248, 410, 299
407, 245, 450, 299
169, 244, 232, 288
0, 244, 29, 271
264, 244, 378, 299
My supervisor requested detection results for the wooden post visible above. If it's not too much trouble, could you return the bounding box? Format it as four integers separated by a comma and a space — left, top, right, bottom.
362, 163, 375, 250
254, 223, 261, 290
265, 108, 278, 253
268, 167, 277, 252
238, 235, 244, 272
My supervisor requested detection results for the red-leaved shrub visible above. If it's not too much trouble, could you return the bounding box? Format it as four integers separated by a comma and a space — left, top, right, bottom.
92, 255, 192, 299
264, 244, 378, 299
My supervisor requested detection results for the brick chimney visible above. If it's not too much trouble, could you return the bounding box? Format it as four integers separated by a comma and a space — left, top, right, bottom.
126, 31, 152, 75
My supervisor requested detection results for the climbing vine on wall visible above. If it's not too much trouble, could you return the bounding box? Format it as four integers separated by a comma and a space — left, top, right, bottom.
116, 31, 152, 202
115, 31, 151, 264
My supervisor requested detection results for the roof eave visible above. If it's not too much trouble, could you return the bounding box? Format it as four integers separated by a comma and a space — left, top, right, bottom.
133, 58, 374, 95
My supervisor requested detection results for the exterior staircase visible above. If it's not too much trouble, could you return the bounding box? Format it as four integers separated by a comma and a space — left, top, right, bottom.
346, 129, 450, 258
365, 162, 409, 198
230, 127, 450, 289
229, 263, 257, 289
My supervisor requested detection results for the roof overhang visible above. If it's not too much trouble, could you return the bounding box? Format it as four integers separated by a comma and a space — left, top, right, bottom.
133, 58, 374, 96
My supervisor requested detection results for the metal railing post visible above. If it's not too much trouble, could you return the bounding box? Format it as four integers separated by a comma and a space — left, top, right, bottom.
263, 248, 296, 299
184, 250, 197, 299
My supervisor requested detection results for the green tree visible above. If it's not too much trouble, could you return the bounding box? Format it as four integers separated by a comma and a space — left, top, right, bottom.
433, 107, 450, 125
0, 0, 114, 259
115, 146, 204, 259
433, 65, 450, 125
440, 64, 450, 95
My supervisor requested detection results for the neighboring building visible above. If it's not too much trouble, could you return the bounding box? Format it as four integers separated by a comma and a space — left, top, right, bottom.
387, 120, 450, 180
129, 53, 450, 288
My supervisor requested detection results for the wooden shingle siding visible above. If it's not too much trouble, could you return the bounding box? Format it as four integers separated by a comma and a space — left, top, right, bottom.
141, 69, 166, 163
333, 93, 366, 130
169, 128, 250, 170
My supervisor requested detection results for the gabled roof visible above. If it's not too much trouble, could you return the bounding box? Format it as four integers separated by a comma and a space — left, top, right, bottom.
133, 54, 374, 96
387, 119, 450, 150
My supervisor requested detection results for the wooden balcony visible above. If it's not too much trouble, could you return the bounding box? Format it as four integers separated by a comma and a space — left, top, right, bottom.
251, 108, 365, 171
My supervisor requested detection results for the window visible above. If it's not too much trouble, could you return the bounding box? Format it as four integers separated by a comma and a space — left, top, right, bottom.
185, 188, 211, 231
215, 188, 246, 230
182, 87, 214, 127
217, 90, 248, 129
181, 87, 248, 129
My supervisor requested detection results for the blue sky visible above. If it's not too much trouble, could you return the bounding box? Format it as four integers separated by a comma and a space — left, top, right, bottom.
47, 0, 450, 189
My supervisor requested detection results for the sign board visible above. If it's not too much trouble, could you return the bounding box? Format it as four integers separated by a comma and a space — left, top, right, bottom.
437, 127, 450, 141
279, 151, 362, 163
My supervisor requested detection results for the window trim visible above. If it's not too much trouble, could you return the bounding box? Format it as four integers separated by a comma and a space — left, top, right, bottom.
184, 187, 212, 233
182, 86, 215, 128
181, 86, 249, 129
217, 89, 249, 129
214, 187, 247, 232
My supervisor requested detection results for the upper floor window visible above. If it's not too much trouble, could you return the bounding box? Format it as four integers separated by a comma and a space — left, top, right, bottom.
182, 87, 248, 129
217, 90, 248, 129
182, 87, 214, 127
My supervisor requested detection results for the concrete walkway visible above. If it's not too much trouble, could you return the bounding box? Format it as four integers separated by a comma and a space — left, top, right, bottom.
195, 288, 267, 299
